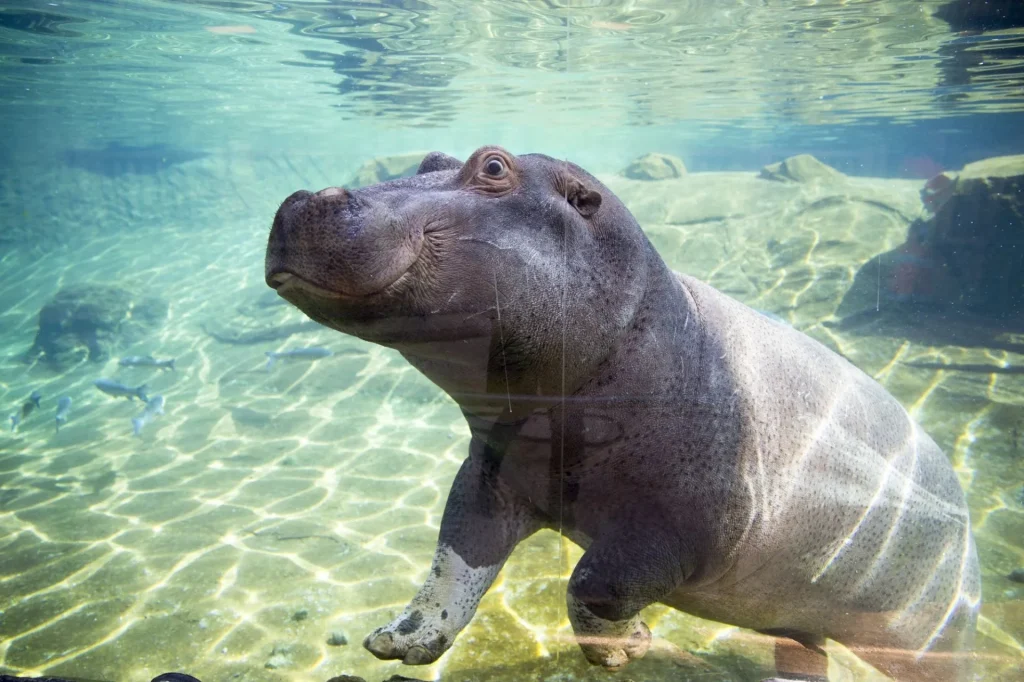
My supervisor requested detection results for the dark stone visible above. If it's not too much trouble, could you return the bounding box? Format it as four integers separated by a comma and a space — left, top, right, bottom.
935, 0, 1024, 32
1009, 568, 1024, 583
325, 677, 366, 682
23, 284, 168, 368
926, 155, 1024, 317
326, 630, 348, 646
835, 154, 1024, 339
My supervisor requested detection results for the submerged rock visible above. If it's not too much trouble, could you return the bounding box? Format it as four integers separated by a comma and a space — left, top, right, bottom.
760, 154, 845, 184
326, 630, 348, 646
264, 643, 293, 669
23, 284, 168, 368
349, 152, 428, 188
622, 152, 687, 180
836, 154, 1024, 328
927, 154, 1024, 316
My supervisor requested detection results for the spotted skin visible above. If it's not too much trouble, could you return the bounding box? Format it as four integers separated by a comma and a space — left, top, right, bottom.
266, 146, 980, 680
365, 449, 541, 664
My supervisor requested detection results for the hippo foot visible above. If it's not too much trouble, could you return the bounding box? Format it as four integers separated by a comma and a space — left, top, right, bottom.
576, 619, 651, 670
363, 615, 453, 665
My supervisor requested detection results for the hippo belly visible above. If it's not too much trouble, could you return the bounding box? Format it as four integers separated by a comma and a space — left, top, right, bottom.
667, 275, 980, 654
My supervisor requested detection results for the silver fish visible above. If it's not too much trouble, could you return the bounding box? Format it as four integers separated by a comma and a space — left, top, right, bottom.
55, 396, 72, 432
94, 379, 149, 402
264, 347, 333, 371
119, 355, 175, 371
132, 395, 166, 437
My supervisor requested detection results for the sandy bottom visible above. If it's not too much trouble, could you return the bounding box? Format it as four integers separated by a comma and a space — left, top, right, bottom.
0, 158, 1021, 682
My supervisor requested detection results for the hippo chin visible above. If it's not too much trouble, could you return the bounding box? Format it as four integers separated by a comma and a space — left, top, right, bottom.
265, 146, 979, 680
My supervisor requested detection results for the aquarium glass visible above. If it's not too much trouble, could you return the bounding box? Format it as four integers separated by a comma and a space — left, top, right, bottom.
1, 1, 1022, 681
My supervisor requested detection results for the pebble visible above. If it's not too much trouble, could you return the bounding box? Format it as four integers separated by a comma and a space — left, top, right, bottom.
265, 643, 293, 670
1008, 568, 1024, 583
292, 608, 309, 622
326, 630, 348, 646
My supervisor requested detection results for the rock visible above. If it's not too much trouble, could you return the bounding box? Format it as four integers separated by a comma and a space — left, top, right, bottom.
326, 630, 348, 646
22, 284, 168, 368
264, 643, 292, 669
760, 154, 845, 184
325, 676, 366, 682
1009, 568, 1024, 584
926, 154, 1024, 316
349, 152, 428, 188
834, 154, 1024, 337
383, 676, 431, 682
292, 608, 309, 621
622, 152, 687, 180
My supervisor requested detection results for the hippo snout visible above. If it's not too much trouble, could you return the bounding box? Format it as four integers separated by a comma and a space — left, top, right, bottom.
265, 186, 424, 299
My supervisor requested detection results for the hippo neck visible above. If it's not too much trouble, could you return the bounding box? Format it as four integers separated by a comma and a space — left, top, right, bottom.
408, 243, 699, 430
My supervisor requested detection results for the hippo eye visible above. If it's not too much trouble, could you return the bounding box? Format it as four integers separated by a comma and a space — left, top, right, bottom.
483, 157, 507, 178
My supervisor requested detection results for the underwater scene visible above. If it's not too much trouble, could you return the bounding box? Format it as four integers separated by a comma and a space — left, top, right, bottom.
1, 1, 1023, 681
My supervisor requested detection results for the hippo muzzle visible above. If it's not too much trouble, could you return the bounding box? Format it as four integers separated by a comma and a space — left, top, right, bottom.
265, 185, 425, 301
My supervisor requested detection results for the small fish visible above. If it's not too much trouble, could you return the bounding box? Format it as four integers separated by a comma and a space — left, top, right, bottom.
132, 395, 166, 437
120, 355, 175, 371
265, 347, 333, 371
21, 390, 42, 419
94, 379, 149, 402
55, 396, 72, 432
9, 413, 19, 432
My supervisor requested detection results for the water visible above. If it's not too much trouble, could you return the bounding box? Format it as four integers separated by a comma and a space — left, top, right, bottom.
0, 1, 1022, 681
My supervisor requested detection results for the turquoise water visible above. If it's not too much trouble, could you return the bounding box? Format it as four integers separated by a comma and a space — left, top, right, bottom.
1, 1, 1023, 681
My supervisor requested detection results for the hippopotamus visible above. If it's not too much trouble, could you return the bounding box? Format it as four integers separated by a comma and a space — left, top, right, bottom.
264, 146, 980, 681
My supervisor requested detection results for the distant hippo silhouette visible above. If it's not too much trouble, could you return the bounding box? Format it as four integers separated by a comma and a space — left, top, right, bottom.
265, 147, 979, 681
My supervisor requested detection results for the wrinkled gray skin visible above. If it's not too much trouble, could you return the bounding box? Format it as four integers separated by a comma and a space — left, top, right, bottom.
265, 146, 980, 681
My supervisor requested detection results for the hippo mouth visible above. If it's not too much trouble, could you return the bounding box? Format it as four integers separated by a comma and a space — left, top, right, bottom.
267, 271, 348, 300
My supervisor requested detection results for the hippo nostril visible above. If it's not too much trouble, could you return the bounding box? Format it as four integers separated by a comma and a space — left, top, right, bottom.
315, 186, 347, 199
268, 272, 294, 289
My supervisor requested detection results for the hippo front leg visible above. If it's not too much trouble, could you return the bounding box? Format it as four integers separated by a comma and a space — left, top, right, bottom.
364, 451, 541, 665
567, 526, 691, 670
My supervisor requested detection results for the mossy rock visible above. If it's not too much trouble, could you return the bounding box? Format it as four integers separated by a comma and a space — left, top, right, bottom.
622, 152, 687, 180
348, 152, 428, 188
760, 154, 845, 184
929, 154, 1024, 316
23, 284, 168, 368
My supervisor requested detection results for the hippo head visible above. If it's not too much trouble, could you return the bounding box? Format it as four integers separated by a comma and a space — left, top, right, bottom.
265, 146, 654, 412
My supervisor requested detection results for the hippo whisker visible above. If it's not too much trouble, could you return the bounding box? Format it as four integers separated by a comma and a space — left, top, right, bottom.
494, 273, 512, 413
431, 291, 460, 314
462, 306, 497, 321
456, 236, 515, 251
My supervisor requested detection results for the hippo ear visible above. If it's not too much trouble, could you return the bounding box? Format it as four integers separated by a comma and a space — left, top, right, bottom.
417, 152, 463, 174
566, 178, 602, 218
